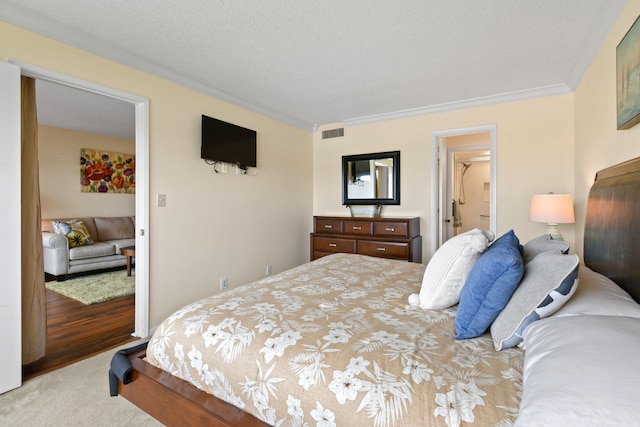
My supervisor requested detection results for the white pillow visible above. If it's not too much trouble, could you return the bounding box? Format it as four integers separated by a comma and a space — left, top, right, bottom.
553, 265, 640, 318
516, 315, 640, 426
408, 229, 493, 310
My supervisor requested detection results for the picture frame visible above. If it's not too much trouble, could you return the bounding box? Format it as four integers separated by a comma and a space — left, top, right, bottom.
80, 148, 135, 193
617, 15, 640, 130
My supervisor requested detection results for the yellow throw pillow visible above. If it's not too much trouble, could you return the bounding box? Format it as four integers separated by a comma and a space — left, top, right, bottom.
52, 220, 94, 247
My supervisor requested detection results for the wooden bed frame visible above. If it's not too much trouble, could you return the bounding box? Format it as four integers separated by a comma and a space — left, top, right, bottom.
117, 347, 268, 427
113, 156, 640, 426
584, 156, 640, 303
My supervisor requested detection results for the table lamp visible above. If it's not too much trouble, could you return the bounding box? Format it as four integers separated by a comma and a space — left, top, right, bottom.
529, 193, 575, 241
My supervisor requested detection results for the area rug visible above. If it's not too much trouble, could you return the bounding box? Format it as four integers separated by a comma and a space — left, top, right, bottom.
45, 270, 134, 304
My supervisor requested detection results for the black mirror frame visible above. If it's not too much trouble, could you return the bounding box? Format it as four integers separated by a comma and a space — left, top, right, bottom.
342, 150, 400, 205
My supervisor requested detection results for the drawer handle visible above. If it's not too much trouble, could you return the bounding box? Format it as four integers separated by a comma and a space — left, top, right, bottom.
324, 225, 333, 229
376, 247, 386, 251
385, 227, 395, 232
328, 243, 337, 247
352, 226, 362, 230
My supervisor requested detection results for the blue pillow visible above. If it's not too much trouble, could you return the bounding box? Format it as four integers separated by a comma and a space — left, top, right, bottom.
455, 230, 524, 339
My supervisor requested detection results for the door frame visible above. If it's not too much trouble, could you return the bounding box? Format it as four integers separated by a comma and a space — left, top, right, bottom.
430, 124, 497, 257
0, 61, 22, 394
12, 60, 150, 338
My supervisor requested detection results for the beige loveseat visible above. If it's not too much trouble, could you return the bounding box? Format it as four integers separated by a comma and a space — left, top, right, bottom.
41, 216, 135, 280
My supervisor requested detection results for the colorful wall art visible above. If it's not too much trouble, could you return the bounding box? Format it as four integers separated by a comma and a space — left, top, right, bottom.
80, 148, 135, 193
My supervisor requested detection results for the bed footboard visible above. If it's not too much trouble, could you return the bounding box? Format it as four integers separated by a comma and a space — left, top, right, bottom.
113, 348, 269, 427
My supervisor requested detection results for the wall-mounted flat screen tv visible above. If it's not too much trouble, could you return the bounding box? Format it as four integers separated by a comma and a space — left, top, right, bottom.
201, 115, 257, 168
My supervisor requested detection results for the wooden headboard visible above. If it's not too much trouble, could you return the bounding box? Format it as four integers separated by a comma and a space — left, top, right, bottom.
584, 156, 640, 303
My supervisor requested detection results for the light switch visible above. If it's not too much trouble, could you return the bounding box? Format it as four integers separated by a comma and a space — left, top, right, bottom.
157, 194, 166, 207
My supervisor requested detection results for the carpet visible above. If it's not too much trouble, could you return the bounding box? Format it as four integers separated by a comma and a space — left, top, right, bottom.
45, 269, 135, 305
0, 339, 162, 426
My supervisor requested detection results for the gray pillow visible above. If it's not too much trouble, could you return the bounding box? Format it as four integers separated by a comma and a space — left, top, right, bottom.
490, 251, 579, 350
522, 234, 569, 263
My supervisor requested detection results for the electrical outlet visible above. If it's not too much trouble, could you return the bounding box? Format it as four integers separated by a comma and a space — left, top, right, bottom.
266, 265, 272, 276
220, 277, 228, 290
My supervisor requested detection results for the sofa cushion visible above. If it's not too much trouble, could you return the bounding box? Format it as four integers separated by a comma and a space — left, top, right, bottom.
106, 239, 136, 253
94, 217, 135, 241
69, 242, 116, 260
75, 217, 98, 242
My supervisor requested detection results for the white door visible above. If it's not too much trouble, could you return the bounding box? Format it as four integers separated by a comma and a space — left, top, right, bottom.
0, 61, 22, 394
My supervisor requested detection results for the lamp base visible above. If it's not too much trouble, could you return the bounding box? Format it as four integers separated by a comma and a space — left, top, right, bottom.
546, 223, 564, 241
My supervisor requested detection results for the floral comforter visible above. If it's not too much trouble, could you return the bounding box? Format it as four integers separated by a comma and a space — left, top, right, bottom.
147, 253, 523, 427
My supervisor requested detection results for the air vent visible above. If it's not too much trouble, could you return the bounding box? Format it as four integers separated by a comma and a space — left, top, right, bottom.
322, 127, 345, 139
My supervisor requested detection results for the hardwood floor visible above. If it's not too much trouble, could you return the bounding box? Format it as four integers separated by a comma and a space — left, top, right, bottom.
22, 285, 136, 381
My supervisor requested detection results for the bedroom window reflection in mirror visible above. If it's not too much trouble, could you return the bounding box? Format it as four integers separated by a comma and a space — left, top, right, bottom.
342, 151, 400, 205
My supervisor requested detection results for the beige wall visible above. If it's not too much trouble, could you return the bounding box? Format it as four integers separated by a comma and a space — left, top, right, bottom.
314, 94, 575, 259
1, 22, 313, 326
574, 1, 640, 257
445, 132, 490, 149
38, 125, 135, 218
313, 0, 640, 263
5, 2, 639, 324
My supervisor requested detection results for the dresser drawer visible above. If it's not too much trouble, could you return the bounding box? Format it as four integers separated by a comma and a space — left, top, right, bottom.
373, 221, 409, 238
315, 218, 343, 234
357, 240, 409, 259
343, 220, 373, 236
313, 236, 356, 253
311, 216, 421, 262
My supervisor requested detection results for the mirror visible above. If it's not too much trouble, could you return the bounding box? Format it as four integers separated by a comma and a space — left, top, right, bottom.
342, 151, 400, 205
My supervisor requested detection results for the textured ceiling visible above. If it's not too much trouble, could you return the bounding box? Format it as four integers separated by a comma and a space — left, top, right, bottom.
36, 79, 135, 140
0, 0, 626, 136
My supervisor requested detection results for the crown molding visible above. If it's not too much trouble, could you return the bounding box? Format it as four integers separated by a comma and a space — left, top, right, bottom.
344, 84, 572, 126
3, 1, 616, 133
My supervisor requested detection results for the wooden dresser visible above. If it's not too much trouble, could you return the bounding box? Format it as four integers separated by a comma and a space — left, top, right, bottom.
310, 216, 422, 262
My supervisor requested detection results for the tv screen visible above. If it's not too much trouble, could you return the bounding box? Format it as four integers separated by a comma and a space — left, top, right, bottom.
201, 115, 257, 168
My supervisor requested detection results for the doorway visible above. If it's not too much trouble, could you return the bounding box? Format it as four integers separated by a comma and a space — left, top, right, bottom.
17, 62, 150, 339
0, 61, 149, 393
430, 125, 496, 256
446, 146, 491, 239
20, 78, 138, 379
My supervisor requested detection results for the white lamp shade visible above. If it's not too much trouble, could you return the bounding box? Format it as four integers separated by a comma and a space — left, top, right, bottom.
529, 194, 575, 224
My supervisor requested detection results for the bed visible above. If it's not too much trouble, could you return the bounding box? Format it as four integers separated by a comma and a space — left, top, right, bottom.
111, 156, 640, 426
